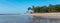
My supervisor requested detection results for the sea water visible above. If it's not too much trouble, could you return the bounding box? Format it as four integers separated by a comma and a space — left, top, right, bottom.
0, 15, 60, 23
0, 15, 33, 23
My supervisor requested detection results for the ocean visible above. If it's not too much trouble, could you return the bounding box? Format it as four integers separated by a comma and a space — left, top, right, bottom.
0, 15, 33, 23
0, 15, 60, 23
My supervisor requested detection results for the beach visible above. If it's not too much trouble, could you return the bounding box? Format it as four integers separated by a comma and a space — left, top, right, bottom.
23, 13, 60, 19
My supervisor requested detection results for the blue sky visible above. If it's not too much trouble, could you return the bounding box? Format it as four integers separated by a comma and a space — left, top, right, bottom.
0, 0, 60, 14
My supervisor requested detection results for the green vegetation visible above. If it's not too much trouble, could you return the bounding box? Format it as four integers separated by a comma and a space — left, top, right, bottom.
28, 4, 60, 13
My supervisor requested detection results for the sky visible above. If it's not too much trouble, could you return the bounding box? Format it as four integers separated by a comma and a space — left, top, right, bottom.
0, 0, 60, 14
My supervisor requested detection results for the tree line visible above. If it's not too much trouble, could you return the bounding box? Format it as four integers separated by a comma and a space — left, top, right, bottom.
28, 4, 60, 13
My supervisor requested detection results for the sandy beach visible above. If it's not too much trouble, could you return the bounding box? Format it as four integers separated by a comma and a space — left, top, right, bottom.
23, 13, 60, 19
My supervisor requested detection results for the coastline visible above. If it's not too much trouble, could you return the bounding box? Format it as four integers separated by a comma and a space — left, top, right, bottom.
23, 13, 60, 19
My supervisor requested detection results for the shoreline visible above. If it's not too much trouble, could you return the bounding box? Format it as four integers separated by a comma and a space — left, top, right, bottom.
23, 13, 60, 19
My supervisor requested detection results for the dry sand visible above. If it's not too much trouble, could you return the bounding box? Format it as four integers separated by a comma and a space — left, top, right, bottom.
23, 13, 60, 19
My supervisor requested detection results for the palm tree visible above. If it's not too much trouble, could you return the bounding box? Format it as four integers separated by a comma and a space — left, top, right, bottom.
28, 4, 60, 13
28, 7, 31, 10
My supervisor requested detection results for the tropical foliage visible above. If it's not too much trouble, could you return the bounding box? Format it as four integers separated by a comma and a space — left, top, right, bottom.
28, 4, 60, 13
